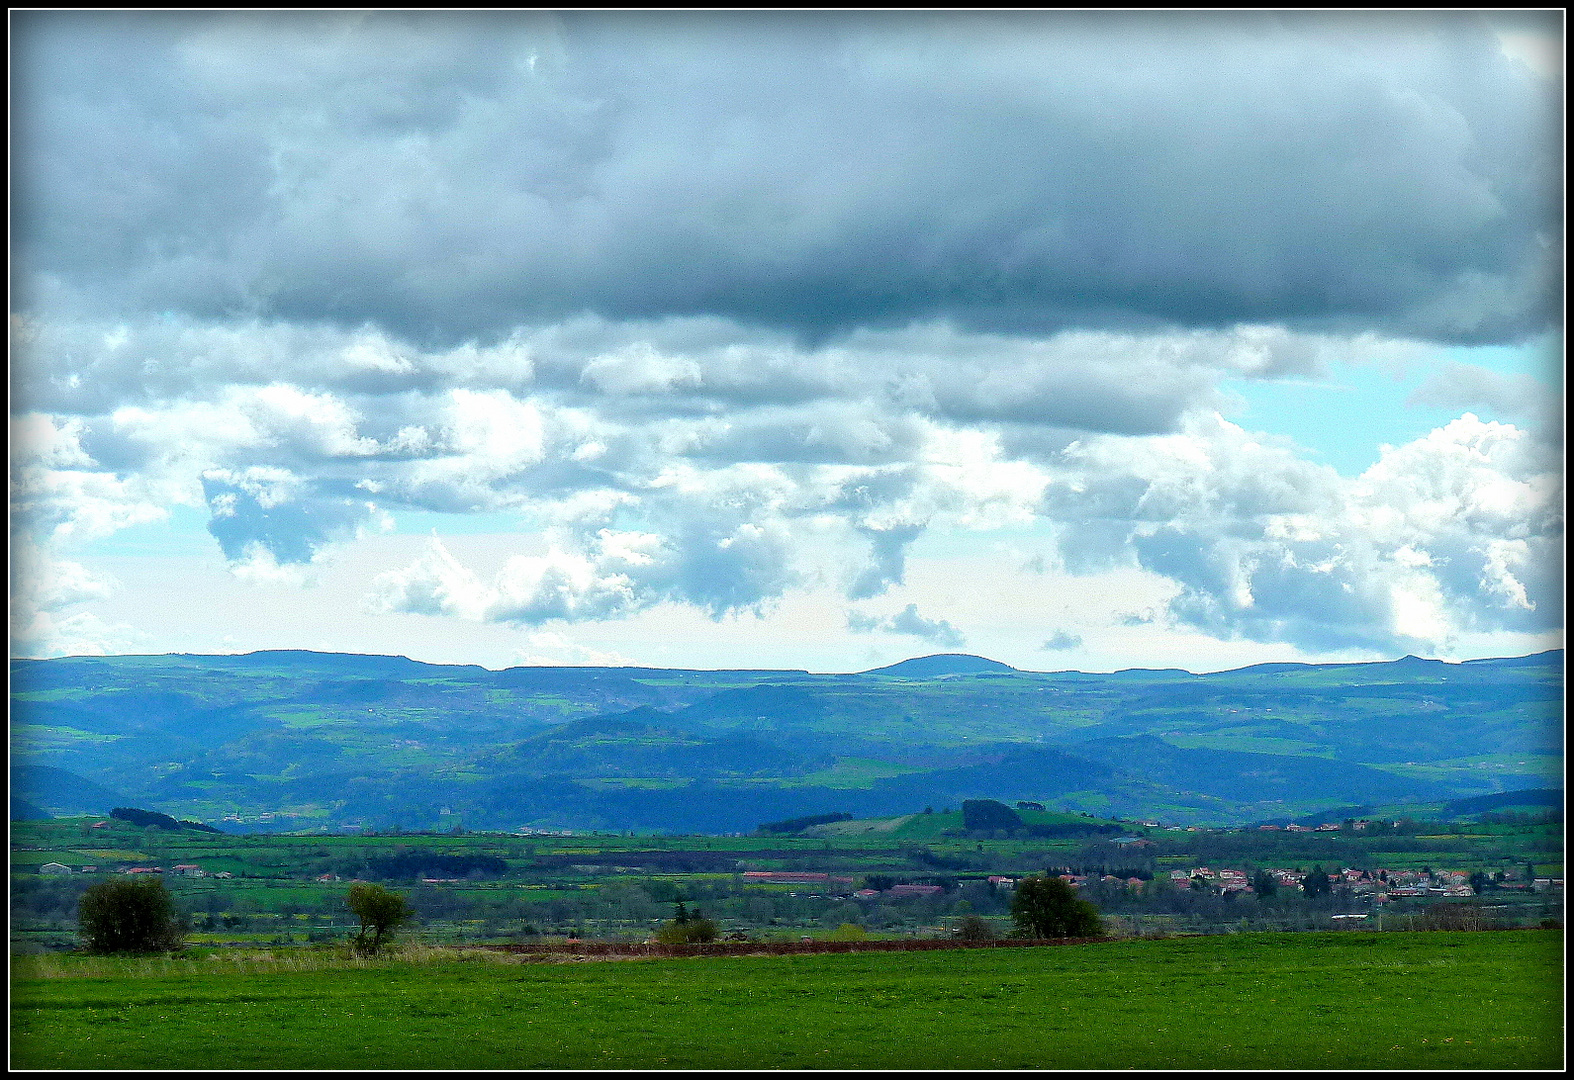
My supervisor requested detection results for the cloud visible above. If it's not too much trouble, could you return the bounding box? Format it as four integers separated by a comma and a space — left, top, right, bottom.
848, 603, 966, 649
848, 523, 925, 599
1041, 631, 1083, 651
1406, 360, 1555, 425
515, 631, 641, 667
8, 539, 142, 658
369, 504, 799, 627
1046, 412, 1563, 653
8, 13, 1561, 663
201, 467, 379, 566
13, 11, 1559, 345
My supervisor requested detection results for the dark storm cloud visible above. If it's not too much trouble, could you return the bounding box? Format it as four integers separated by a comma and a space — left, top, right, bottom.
12, 10, 1560, 347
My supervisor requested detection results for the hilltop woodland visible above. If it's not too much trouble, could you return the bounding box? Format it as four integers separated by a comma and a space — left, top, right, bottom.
11, 798, 1561, 953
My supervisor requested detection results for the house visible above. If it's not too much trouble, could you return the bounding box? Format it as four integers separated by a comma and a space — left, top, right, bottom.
172, 864, 204, 877
987, 876, 1016, 888
39, 862, 72, 875
889, 884, 944, 897
743, 871, 830, 884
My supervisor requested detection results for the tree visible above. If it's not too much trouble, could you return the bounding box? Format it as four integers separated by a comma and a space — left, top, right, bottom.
1251, 870, 1278, 898
654, 900, 719, 944
77, 877, 186, 954
962, 799, 1025, 834
1010, 875, 1105, 938
346, 883, 413, 955
1301, 865, 1331, 898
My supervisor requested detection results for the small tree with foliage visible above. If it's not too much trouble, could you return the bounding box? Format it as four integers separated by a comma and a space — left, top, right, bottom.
1010, 874, 1104, 938
1301, 865, 1331, 898
77, 877, 186, 954
346, 883, 413, 955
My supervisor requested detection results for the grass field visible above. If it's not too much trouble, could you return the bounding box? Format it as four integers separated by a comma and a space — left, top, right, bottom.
10, 930, 1562, 1070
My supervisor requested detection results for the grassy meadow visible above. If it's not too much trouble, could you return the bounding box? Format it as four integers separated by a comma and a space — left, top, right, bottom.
11, 930, 1563, 1070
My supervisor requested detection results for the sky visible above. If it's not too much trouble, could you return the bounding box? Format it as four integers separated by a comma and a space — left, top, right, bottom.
9, 11, 1565, 674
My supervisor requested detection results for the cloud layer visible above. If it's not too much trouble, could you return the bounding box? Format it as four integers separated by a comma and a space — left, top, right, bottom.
10, 13, 1563, 662
14, 11, 1560, 345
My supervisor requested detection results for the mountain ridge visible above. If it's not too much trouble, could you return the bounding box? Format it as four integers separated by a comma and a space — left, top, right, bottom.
10, 647, 1561, 833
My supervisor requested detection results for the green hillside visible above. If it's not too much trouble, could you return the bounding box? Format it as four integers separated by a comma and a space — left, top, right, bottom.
9, 649, 1562, 833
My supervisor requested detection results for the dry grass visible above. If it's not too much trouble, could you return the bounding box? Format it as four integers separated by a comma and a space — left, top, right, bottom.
10, 943, 545, 980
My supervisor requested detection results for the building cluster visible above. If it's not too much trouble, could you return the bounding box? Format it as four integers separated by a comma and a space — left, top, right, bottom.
37, 862, 232, 879
1143, 865, 1563, 901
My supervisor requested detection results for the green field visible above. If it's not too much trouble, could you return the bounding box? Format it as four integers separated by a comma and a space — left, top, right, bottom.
10, 931, 1563, 1070
11, 810, 1563, 955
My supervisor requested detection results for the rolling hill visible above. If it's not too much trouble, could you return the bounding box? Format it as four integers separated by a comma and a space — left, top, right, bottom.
9, 648, 1562, 833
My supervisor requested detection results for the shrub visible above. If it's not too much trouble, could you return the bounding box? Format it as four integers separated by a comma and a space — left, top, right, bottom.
955, 914, 996, 941
654, 901, 719, 944
77, 878, 186, 954
824, 923, 869, 941
1415, 903, 1503, 932
654, 917, 720, 944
